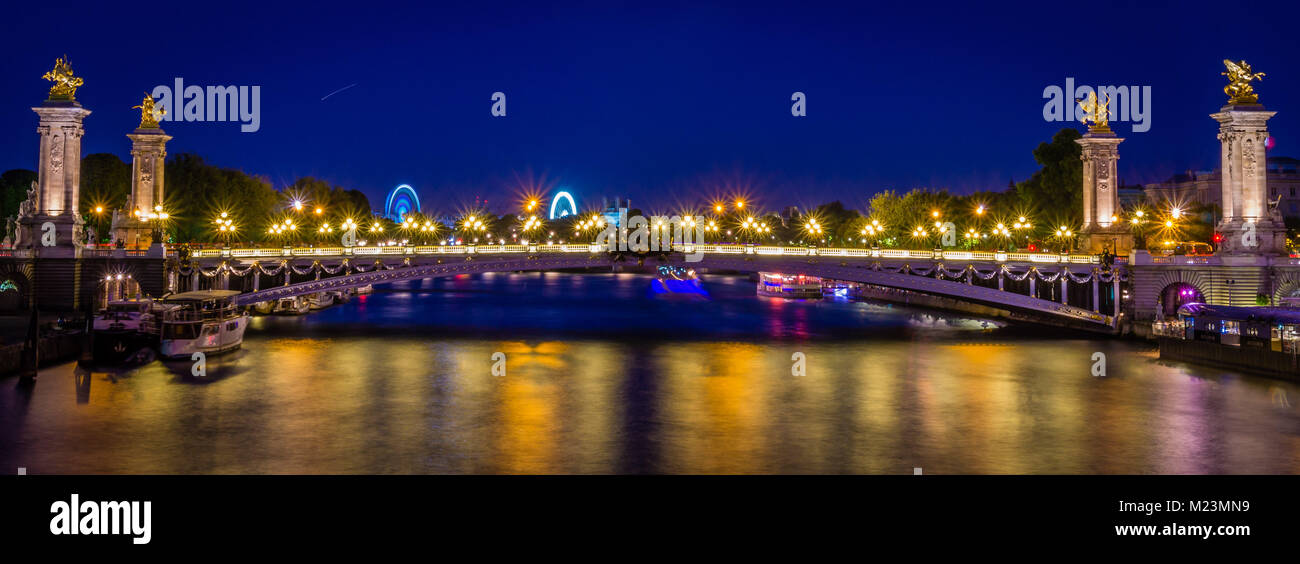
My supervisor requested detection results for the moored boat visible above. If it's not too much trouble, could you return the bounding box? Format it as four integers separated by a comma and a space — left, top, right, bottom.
274, 295, 311, 315
158, 290, 250, 359
308, 291, 335, 310
92, 299, 166, 365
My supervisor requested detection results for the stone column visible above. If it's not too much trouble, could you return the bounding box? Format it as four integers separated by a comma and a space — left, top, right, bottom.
1212, 104, 1286, 255
1112, 277, 1121, 323
20, 102, 91, 256
1076, 128, 1132, 254
114, 126, 171, 248
1092, 275, 1100, 313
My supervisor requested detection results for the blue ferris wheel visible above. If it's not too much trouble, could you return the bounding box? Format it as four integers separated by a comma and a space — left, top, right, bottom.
385, 184, 421, 221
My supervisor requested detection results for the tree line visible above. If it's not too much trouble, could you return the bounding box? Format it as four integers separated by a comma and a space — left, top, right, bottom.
0, 128, 1220, 250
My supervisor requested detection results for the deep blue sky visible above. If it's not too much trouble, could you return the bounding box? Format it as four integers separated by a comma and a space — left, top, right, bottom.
2, 0, 1297, 214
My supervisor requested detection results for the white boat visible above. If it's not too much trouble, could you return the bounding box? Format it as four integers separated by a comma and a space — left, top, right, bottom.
355, 284, 373, 295
158, 290, 250, 359
274, 295, 310, 315
308, 291, 335, 310
757, 272, 822, 299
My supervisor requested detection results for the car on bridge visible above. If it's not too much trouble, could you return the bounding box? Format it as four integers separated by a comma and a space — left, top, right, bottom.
1157, 241, 1215, 257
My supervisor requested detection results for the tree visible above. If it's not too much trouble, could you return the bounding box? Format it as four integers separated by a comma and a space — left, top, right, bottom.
285, 177, 372, 218
1014, 128, 1083, 230
0, 169, 37, 240
165, 153, 280, 244
80, 153, 131, 242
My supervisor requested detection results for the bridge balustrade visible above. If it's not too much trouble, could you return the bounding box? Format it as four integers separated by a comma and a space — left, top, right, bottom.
183, 243, 1107, 266
230, 248, 284, 258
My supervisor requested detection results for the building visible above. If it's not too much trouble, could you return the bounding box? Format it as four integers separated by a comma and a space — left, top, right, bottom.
1142, 156, 1300, 218
1117, 183, 1146, 211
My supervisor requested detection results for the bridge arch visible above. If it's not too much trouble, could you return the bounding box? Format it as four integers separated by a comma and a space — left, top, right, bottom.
1272, 271, 1300, 305
1154, 279, 1207, 319
0, 263, 32, 311
222, 253, 1116, 330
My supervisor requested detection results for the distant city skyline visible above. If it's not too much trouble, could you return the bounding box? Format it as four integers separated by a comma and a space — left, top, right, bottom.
2, 2, 1298, 213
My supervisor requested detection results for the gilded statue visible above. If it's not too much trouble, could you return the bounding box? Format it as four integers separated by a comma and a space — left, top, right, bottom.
133, 93, 165, 128
42, 55, 84, 101
1222, 59, 1265, 104
1076, 91, 1111, 132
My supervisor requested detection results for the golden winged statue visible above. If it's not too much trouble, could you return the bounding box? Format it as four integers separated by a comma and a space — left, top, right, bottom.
41, 55, 84, 101
132, 93, 165, 128
1076, 91, 1111, 132
1222, 59, 1265, 104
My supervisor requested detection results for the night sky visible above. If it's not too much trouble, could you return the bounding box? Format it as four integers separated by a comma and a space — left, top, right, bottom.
3, 0, 1298, 213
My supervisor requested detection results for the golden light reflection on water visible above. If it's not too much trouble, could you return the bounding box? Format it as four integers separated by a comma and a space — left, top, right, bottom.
4, 337, 1300, 475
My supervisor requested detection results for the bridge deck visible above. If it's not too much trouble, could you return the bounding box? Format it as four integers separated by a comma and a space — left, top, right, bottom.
174, 245, 1120, 330
187, 243, 1107, 265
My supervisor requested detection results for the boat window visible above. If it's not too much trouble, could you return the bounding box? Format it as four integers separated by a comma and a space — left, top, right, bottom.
164, 324, 199, 339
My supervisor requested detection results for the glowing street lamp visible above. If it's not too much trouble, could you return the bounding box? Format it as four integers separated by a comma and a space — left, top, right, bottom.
738, 216, 770, 242
522, 215, 543, 233
212, 212, 237, 241
802, 216, 824, 244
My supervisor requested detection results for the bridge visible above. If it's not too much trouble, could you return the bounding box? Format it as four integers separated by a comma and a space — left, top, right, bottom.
3, 58, 1298, 339
169, 244, 1123, 331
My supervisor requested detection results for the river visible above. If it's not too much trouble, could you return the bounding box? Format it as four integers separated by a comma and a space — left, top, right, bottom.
2, 272, 1297, 474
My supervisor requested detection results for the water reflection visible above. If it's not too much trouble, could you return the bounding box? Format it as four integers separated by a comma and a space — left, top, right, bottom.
1, 273, 1298, 474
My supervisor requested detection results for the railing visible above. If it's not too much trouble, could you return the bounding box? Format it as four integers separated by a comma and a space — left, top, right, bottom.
162, 305, 241, 323
1152, 320, 1187, 338
181, 243, 1106, 263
